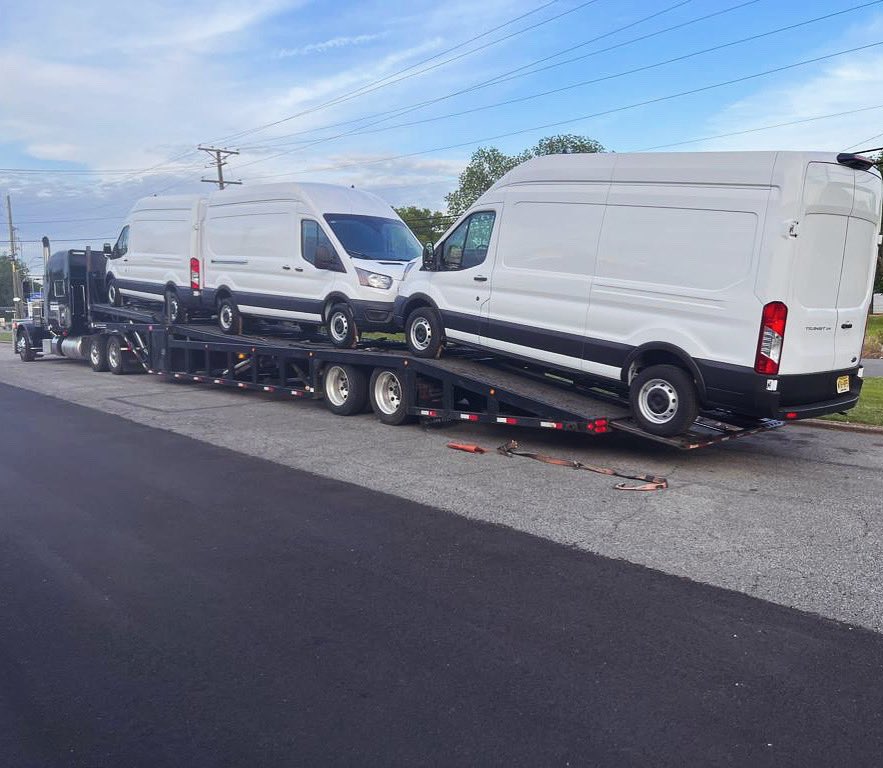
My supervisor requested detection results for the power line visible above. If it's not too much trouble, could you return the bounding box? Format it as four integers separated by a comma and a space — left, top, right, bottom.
198, 146, 242, 190
845, 132, 883, 151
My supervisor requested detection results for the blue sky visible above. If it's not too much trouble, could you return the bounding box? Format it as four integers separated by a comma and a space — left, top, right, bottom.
2, 0, 883, 270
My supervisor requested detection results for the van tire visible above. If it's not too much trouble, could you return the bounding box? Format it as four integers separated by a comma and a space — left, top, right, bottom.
106, 336, 127, 375
89, 336, 109, 372
369, 368, 415, 426
629, 364, 698, 437
17, 331, 35, 362
323, 364, 368, 416
107, 279, 122, 307
405, 307, 444, 359
165, 289, 184, 324
327, 303, 358, 348
217, 297, 242, 335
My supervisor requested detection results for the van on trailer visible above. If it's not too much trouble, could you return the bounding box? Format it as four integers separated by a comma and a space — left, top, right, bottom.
107, 195, 203, 322
200, 183, 422, 344
395, 151, 883, 436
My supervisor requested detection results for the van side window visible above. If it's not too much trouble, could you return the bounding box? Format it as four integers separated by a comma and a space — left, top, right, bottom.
113, 225, 129, 258
441, 211, 495, 270
301, 219, 344, 271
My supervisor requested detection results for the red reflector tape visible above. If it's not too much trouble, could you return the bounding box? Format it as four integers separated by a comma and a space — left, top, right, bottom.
540, 421, 563, 429
496, 417, 518, 425
263, 386, 273, 392
419, 409, 439, 417
785, 412, 798, 420
459, 413, 479, 421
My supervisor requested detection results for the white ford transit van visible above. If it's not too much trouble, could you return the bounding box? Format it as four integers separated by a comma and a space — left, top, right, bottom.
107, 195, 202, 322
396, 151, 882, 435
201, 183, 421, 343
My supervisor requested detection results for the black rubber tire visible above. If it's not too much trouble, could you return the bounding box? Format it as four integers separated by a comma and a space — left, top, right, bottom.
326, 303, 359, 349
106, 335, 127, 375
629, 364, 698, 437
405, 306, 444, 359
217, 297, 242, 335
369, 368, 416, 426
89, 336, 109, 372
17, 331, 36, 362
107, 278, 122, 307
165, 289, 184, 324
322, 364, 368, 416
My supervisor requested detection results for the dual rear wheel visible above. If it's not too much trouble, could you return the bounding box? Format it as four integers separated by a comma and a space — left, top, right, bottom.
322, 364, 413, 425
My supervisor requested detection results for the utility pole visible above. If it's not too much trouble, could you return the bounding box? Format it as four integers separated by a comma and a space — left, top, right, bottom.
6, 194, 23, 320
198, 146, 242, 190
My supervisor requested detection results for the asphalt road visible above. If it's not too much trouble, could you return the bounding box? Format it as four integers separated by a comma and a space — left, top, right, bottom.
2, 382, 883, 767
862, 357, 883, 376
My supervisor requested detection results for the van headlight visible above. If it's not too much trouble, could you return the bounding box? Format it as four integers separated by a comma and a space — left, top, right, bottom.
355, 267, 393, 290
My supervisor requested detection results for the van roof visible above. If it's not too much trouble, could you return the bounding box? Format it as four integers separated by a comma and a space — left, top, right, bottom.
130, 194, 202, 213
206, 182, 398, 219
485, 151, 867, 193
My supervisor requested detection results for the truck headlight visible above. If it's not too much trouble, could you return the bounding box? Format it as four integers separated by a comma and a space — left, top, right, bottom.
356, 268, 393, 290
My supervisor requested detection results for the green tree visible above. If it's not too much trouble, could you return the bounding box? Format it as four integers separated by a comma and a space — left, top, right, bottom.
875, 153, 883, 294
0, 257, 29, 308
444, 134, 605, 215
395, 205, 451, 245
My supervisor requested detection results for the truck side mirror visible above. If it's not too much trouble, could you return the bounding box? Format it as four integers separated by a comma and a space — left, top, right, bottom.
103, 243, 112, 256
422, 242, 437, 271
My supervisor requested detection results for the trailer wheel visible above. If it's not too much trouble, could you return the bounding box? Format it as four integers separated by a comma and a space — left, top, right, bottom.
16, 331, 35, 362
89, 336, 109, 372
405, 307, 444, 359
369, 368, 415, 426
629, 364, 698, 437
327, 303, 358, 349
217, 297, 242, 335
107, 335, 127, 375
165, 289, 184, 324
107, 278, 122, 307
323, 364, 368, 416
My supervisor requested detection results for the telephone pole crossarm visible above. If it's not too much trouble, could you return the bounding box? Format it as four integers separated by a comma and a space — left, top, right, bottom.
197, 146, 242, 190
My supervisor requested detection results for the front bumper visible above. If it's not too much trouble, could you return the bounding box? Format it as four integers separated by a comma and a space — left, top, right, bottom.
351, 300, 397, 332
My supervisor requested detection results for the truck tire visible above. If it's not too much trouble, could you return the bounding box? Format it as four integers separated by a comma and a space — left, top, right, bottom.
323, 364, 368, 416
165, 289, 184, 324
107, 278, 122, 307
217, 297, 242, 335
629, 364, 698, 437
106, 335, 127, 375
89, 336, 109, 372
369, 368, 415, 426
405, 307, 444, 359
16, 331, 35, 362
327, 303, 358, 349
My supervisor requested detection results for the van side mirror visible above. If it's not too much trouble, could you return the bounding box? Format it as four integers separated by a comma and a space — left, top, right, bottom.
315, 245, 334, 270
422, 242, 437, 271
103, 243, 112, 256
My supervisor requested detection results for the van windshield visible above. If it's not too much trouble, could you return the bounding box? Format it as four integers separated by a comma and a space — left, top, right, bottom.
324, 214, 422, 263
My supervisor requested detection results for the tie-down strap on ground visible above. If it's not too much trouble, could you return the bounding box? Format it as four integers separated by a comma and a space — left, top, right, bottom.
495, 440, 669, 492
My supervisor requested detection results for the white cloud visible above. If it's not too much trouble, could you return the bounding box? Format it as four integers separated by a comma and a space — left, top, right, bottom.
277, 33, 383, 58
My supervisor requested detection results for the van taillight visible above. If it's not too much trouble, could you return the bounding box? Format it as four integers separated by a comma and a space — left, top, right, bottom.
190, 258, 200, 291
755, 301, 788, 375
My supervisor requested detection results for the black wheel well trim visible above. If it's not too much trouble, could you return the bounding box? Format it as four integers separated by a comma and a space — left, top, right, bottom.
214, 286, 233, 304
106, 272, 115, 283
323, 292, 351, 321
402, 293, 438, 320
621, 343, 707, 401
164, 281, 178, 295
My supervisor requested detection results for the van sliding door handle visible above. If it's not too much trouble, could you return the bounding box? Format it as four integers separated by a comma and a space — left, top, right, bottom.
295, 267, 304, 272
473, 276, 488, 282
282, 265, 291, 270
841, 322, 853, 329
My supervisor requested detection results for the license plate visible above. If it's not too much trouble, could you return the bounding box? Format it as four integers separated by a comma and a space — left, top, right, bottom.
836, 375, 850, 394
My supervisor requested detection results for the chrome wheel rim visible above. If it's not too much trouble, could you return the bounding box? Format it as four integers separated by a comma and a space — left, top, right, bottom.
219, 304, 233, 330
638, 378, 678, 425
374, 371, 402, 415
409, 317, 432, 352
90, 341, 101, 366
325, 366, 349, 406
108, 340, 120, 369
108, 283, 117, 304
330, 311, 349, 343
167, 294, 179, 321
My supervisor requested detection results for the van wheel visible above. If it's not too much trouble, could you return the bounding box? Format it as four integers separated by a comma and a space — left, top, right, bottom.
323, 364, 367, 416
369, 368, 415, 426
327, 303, 358, 348
89, 336, 109, 372
629, 364, 698, 437
106, 336, 127, 375
107, 279, 122, 307
17, 331, 35, 362
165, 289, 184, 324
217, 297, 242, 335
405, 307, 444, 358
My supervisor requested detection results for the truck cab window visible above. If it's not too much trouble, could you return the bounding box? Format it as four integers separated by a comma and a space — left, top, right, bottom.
441, 211, 495, 271
54, 280, 66, 297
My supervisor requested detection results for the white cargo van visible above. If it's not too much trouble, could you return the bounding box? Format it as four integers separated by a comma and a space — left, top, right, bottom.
201, 183, 421, 343
107, 195, 202, 322
396, 151, 882, 435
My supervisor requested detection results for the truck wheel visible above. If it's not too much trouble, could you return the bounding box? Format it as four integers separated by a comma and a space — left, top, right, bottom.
89, 336, 109, 372
369, 368, 415, 426
16, 331, 35, 362
327, 303, 358, 348
217, 297, 242, 335
323, 364, 368, 416
405, 307, 444, 359
107, 278, 122, 307
165, 289, 184, 324
106, 335, 127, 375
629, 364, 698, 437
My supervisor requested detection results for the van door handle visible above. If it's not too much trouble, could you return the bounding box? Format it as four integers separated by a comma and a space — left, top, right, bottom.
295, 267, 304, 272
841, 322, 853, 329
282, 265, 291, 270
473, 276, 488, 282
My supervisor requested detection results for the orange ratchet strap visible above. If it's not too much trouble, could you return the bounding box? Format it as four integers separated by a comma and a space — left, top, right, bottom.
496, 440, 668, 492
447, 442, 487, 454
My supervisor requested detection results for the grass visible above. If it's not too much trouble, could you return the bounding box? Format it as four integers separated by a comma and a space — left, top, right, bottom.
822, 377, 883, 427
0, 330, 11, 344
864, 315, 883, 358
